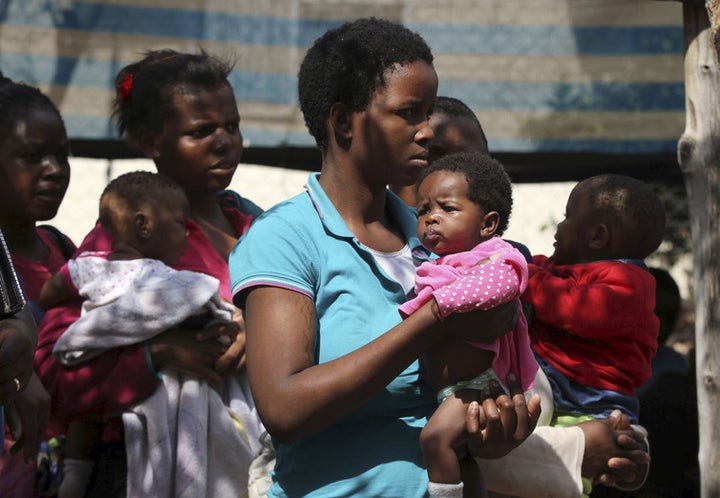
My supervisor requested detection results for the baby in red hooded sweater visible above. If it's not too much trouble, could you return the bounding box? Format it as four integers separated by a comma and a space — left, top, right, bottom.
523, 173, 666, 427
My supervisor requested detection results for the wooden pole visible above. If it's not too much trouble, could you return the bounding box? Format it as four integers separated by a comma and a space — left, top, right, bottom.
678, 3, 720, 495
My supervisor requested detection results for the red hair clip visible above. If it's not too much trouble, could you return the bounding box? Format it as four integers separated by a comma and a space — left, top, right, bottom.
119, 73, 134, 102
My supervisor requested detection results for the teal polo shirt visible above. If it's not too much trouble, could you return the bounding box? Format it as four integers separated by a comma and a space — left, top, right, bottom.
230, 172, 436, 498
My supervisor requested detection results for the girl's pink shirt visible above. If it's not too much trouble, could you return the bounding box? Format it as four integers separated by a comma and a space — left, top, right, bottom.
12, 228, 75, 301
11, 227, 76, 438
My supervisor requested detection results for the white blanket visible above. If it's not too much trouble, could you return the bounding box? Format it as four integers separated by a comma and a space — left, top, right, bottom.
52, 256, 235, 365
123, 373, 262, 498
51, 256, 264, 497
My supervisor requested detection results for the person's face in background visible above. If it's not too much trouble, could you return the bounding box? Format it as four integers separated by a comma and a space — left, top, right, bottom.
427, 112, 488, 163
143, 84, 243, 199
389, 108, 490, 207
0, 107, 71, 225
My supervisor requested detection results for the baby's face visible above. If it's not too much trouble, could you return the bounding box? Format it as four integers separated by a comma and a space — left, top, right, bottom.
146, 190, 190, 266
416, 170, 490, 256
551, 184, 596, 265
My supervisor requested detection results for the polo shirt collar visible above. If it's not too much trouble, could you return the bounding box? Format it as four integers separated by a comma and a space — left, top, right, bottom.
304, 173, 426, 256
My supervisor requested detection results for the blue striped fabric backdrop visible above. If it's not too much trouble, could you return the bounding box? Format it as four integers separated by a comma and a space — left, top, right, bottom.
0, 0, 684, 154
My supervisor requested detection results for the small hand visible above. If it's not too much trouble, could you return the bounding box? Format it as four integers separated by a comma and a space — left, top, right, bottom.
472, 253, 501, 266
579, 410, 650, 488
5, 371, 51, 462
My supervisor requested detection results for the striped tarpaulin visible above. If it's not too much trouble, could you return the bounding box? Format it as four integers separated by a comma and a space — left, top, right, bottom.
0, 0, 684, 154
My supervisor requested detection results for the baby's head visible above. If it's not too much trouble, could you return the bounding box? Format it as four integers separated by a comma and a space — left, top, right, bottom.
99, 171, 190, 265
298, 17, 434, 152
552, 174, 666, 265
415, 151, 513, 255
112, 49, 234, 145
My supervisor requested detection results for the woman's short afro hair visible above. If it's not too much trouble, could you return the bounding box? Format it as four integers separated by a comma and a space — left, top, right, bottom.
298, 17, 433, 151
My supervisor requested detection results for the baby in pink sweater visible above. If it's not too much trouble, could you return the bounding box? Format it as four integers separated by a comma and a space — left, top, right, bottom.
400, 151, 539, 498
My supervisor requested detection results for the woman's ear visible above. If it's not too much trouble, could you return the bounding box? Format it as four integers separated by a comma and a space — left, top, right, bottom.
134, 211, 152, 239
137, 127, 161, 160
329, 102, 353, 147
480, 211, 500, 236
588, 223, 610, 250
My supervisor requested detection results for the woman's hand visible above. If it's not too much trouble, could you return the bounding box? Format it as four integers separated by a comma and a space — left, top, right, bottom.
5, 371, 51, 462
465, 374, 542, 460
148, 321, 238, 386
0, 309, 37, 404
212, 320, 246, 375
194, 308, 245, 375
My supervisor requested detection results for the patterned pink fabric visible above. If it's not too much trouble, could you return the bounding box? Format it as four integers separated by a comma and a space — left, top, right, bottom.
400, 237, 537, 391
12, 228, 75, 302
433, 260, 521, 317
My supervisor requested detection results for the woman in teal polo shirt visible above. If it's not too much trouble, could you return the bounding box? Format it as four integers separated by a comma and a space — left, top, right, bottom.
230, 18, 536, 498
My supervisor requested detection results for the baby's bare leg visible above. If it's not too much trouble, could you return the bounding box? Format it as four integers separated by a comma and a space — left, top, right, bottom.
422, 337, 495, 497
423, 390, 489, 498
422, 394, 470, 484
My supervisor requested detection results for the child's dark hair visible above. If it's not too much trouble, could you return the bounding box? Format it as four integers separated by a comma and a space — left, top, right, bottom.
434, 96, 488, 149
419, 151, 513, 236
99, 171, 184, 235
581, 174, 666, 259
298, 17, 434, 151
0, 71, 64, 137
112, 49, 234, 144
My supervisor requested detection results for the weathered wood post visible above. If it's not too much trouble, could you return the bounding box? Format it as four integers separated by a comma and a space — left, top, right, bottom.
677, 2, 720, 495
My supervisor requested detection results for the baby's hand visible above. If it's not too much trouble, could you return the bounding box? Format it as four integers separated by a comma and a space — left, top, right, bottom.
472, 252, 502, 266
